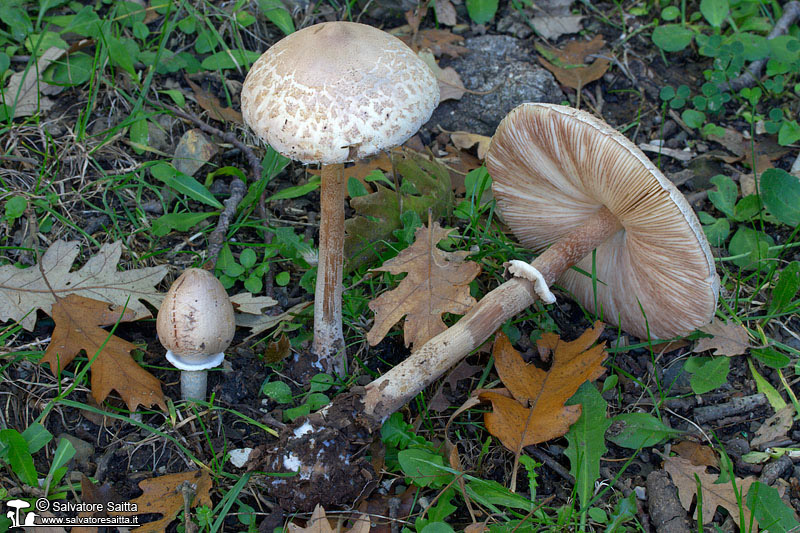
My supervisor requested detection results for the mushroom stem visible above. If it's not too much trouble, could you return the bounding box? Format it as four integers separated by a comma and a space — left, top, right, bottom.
363, 206, 622, 420
312, 163, 346, 373
180, 370, 208, 401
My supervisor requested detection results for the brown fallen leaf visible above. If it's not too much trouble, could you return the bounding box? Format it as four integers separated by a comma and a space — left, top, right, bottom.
751, 405, 795, 449
185, 76, 243, 124
367, 222, 480, 350
229, 292, 278, 314
0, 239, 167, 331
537, 35, 610, 91
664, 455, 756, 527
672, 440, 720, 468
172, 128, 218, 177
288, 504, 371, 533
480, 324, 607, 451
693, 317, 752, 356
706, 128, 789, 172
450, 132, 492, 160
398, 28, 467, 58
112, 470, 212, 533
418, 50, 466, 101
236, 300, 310, 339
1, 47, 65, 118
41, 295, 167, 412
263, 333, 291, 364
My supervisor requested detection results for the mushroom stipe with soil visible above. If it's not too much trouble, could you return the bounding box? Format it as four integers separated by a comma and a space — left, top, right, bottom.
247, 104, 719, 511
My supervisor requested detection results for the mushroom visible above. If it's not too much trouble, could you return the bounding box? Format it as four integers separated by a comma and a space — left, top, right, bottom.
157, 268, 235, 401
361, 103, 719, 420
248, 104, 720, 511
240, 21, 439, 375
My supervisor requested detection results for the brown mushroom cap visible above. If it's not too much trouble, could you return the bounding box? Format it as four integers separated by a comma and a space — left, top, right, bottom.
157, 268, 235, 363
487, 103, 719, 339
241, 21, 439, 165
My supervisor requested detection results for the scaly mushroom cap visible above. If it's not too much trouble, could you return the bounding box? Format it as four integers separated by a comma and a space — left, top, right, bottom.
157, 268, 235, 363
487, 103, 719, 339
241, 21, 440, 164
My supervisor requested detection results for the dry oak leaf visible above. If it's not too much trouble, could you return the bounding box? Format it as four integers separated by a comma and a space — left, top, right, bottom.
693, 317, 752, 356
288, 505, 371, 533
236, 300, 311, 338
41, 295, 167, 412
672, 440, 720, 468
0, 240, 167, 331
480, 323, 607, 452
111, 470, 212, 533
537, 35, 611, 90
367, 222, 480, 351
664, 455, 756, 527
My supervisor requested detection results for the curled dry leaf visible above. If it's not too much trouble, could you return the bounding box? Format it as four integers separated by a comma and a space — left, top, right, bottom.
418, 50, 466, 101
693, 317, 752, 357
0, 240, 167, 331
0, 47, 65, 118
41, 295, 167, 412
537, 35, 610, 90
664, 455, 756, 527
751, 405, 795, 449
367, 222, 480, 351
172, 128, 218, 177
450, 131, 492, 160
480, 323, 607, 451
111, 470, 212, 533
287, 504, 371, 533
671, 440, 720, 468
229, 292, 278, 315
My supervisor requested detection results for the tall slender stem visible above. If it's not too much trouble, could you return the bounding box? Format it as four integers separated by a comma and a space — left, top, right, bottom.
363, 207, 622, 420
312, 163, 346, 373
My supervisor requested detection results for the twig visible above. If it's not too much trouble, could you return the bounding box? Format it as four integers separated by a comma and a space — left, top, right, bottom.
205, 178, 246, 269
718, 2, 800, 92
148, 98, 262, 180
524, 446, 574, 483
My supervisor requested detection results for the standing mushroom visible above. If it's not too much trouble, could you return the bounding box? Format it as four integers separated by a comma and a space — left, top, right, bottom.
362, 103, 719, 420
241, 21, 440, 375
157, 268, 235, 401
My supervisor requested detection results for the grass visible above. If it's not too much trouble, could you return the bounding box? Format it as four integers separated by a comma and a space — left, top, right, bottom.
1, 0, 799, 531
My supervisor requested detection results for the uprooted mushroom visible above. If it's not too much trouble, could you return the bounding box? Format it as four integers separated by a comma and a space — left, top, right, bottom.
247, 103, 719, 510
241, 21, 439, 376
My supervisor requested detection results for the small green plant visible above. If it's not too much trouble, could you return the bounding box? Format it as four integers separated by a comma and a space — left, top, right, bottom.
0, 423, 75, 498
260, 373, 333, 422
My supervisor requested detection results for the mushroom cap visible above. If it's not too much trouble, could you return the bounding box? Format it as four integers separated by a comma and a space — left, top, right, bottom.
157, 268, 235, 363
241, 21, 440, 165
486, 103, 719, 340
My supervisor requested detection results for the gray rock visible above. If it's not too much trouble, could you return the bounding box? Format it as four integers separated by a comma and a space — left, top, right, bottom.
428, 35, 564, 136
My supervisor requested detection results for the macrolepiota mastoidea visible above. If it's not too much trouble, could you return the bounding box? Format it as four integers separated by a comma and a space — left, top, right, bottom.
240, 21, 440, 376
157, 268, 235, 401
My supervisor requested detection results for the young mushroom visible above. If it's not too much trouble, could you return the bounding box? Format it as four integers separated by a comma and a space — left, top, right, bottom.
361, 103, 719, 420
241, 21, 439, 375
157, 268, 235, 401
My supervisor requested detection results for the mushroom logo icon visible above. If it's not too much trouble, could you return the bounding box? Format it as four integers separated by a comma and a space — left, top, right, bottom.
6, 499, 37, 528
